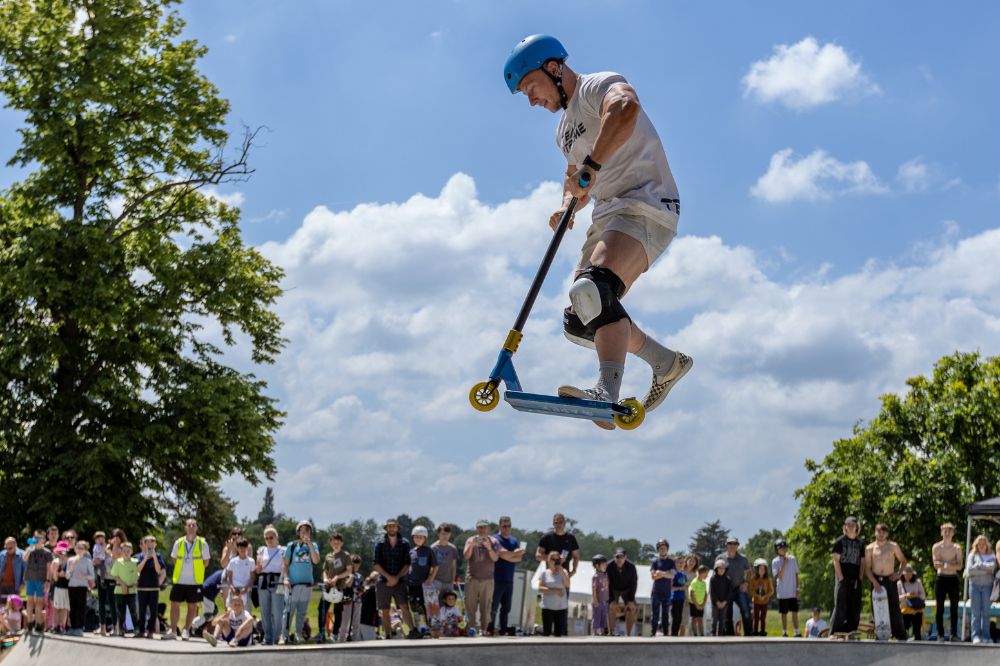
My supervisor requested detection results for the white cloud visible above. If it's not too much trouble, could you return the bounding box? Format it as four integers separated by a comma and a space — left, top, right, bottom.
751, 148, 887, 203
430, 31, 443, 39
897, 158, 929, 193
202, 187, 245, 208
742, 37, 880, 110
219, 175, 1000, 545
225, 34, 238, 44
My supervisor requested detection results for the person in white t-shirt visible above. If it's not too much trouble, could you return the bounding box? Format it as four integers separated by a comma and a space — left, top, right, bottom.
504, 35, 693, 427
225, 540, 255, 609
805, 607, 828, 638
771, 538, 801, 637
203, 593, 255, 647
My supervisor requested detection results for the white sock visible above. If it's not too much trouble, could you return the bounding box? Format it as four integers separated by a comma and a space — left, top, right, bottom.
635, 334, 676, 376
596, 361, 624, 403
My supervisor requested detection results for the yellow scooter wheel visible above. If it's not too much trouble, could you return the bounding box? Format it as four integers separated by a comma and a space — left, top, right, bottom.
469, 381, 499, 412
614, 398, 645, 430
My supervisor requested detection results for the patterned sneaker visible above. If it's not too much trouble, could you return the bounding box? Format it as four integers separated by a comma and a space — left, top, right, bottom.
642, 352, 693, 412
557, 385, 615, 430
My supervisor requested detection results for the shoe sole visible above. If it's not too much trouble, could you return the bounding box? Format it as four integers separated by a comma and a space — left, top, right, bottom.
643, 353, 693, 413
557, 385, 615, 430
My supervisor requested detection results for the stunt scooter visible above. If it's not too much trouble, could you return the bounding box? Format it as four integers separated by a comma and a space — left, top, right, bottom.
468, 173, 645, 430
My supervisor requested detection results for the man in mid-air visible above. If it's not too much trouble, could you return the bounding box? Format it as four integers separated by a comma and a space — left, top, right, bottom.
504, 35, 692, 428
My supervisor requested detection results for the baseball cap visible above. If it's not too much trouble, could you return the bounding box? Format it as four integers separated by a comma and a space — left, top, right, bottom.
725, 536, 739, 545
614, 547, 627, 556
384, 518, 399, 528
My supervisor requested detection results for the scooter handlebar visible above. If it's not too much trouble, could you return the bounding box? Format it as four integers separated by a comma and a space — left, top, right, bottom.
578, 171, 591, 188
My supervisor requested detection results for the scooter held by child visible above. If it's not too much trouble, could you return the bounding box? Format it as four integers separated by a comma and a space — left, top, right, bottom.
469, 173, 645, 430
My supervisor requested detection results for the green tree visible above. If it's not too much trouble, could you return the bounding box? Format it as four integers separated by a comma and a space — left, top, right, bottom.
791, 351, 1000, 604
745, 528, 784, 567
0, 0, 284, 540
689, 520, 730, 566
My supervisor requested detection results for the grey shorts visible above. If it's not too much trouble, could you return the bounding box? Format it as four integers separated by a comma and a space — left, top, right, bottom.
375, 580, 408, 611
577, 212, 677, 273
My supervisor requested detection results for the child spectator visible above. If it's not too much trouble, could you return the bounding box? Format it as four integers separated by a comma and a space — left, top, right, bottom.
337, 555, 364, 642
805, 607, 828, 638
22, 530, 51, 635
110, 542, 139, 637
438, 590, 464, 637
670, 563, 689, 636
688, 565, 709, 636
134, 536, 166, 639
591, 554, 609, 636
1, 595, 24, 636
538, 552, 570, 637
406, 526, 438, 635
750, 558, 774, 636
66, 540, 95, 637
202, 593, 254, 647
357, 572, 380, 641
50, 541, 71, 633
710, 559, 733, 637
649, 539, 675, 637
225, 539, 254, 609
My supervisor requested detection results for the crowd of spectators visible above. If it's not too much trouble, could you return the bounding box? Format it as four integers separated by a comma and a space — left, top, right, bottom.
1, 514, 998, 646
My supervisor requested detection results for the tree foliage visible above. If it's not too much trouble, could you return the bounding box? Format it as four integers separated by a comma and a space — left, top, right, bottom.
791, 352, 1000, 597
689, 520, 731, 566
0, 0, 284, 540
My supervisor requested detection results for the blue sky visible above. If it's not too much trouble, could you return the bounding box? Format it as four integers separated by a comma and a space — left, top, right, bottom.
3, 1, 1000, 545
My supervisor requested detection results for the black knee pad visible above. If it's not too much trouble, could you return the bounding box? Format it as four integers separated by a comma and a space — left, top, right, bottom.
563, 306, 596, 348
570, 266, 629, 334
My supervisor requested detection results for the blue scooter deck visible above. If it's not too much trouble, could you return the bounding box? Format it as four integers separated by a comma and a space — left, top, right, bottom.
504, 391, 625, 422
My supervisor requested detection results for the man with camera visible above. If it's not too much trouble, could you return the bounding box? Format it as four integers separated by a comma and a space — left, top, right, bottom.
464, 519, 500, 636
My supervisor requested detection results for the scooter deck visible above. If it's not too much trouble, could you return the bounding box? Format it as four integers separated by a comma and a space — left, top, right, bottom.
504, 391, 626, 422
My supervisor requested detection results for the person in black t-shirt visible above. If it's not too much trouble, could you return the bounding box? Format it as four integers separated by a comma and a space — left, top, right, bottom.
607, 548, 639, 636
830, 516, 865, 634
534, 513, 580, 576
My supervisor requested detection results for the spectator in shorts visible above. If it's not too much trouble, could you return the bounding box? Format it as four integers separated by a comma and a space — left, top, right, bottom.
225, 539, 254, 610
535, 513, 580, 577
66, 540, 95, 637
166, 518, 210, 640
539, 552, 570, 637
608, 547, 639, 636
491, 516, 525, 636
463, 519, 499, 636
134, 535, 165, 639
202, 593, 254, 648
897, 564, 926, 640
406, 526, 438, 634
318, 533, 352, 643
771, 538, 801, 637
0, 537, 25, 596
22, 530, 52, 634
830, 516, 865, 637
709, 559, 732, 637
431, 524, 458, 594
110, 542, 139, 636
254, 525, 285, 645
931, 522, 963, 642
688, 564, 709, 636
591, 554, 609, 635
805, 606, 828, 638
373, 518, 416, 639
649, 539, 675, 637
282, 520, 320, 644
50, 541, 71, 633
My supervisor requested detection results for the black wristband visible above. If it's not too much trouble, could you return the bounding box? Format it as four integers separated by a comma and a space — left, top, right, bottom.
583, 155, 602, 172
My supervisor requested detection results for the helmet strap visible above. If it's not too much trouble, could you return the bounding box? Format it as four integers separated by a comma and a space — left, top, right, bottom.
542, 61, 569, 109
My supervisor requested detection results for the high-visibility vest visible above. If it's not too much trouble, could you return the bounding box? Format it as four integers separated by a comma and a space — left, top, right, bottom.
172, 536, 207, 585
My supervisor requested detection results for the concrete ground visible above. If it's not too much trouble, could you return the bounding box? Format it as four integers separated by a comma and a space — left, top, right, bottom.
3, 634, 999, 666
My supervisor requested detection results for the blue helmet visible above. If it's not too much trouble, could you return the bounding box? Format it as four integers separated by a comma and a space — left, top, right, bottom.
504, 34, 568, 94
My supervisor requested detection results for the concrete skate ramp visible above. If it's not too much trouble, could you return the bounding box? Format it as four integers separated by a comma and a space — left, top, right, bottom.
5, 634, 998, 665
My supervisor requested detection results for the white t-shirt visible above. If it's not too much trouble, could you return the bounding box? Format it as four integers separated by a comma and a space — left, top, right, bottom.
226, 555, 254, 589
257, 545, 285, 574
805, 617, 828, 638
556, 72, 680, 230
540, 569, 569, 611
170, 537, 210, 586
771, 555, 799, 599
227, 609, 252, 635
